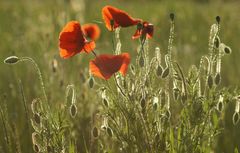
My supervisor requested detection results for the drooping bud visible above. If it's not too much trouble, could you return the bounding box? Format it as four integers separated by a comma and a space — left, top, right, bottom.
170, 13, 175, 21
92, 127, 99, 138
102, 98, 109, 108
33, 113, 41, 124
162, 67, 169, 78
156, 65, 163, 77
214, 73, 221, 85
233, 112, 239, 125
224, 46, 232, 54
207, 75, 213, 89
214, 36, 220, 48
217, 95, 224, 112
4, 56, 19, 64
69, 104, 77, 118
216, 16, 220, 24
107, 127, 113, 137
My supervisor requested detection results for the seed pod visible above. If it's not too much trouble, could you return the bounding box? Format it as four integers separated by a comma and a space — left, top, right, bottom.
4, 56, 19, 64
92, 127, 99, 138
70, 104, 77, 118
107, 127, 113, 137
33, 113, 41, 125
233, 112, 239, 125
162, 67, 169, 78
156, 65, 163, 77
139, 55, 144, 67
207, 75, 213, 89
214, 73, 221, 85
88, 76, 94, 88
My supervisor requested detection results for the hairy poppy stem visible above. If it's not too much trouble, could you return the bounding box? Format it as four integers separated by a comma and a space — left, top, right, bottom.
92, 51, 97, 57
113, 74, 127, 97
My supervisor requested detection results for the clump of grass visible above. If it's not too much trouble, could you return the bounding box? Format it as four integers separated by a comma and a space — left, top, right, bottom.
2, 14, 239, 153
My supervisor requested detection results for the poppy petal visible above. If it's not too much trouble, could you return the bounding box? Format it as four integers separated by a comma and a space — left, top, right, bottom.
82, 41, 96, 53
89, 53, 130, 80
82, 24, 101, 41
102, 5, 141, 31
59, 21, 85, 58
132, 29, 141, 39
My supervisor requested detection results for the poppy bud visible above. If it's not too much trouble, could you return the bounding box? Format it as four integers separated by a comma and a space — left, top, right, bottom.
140, 97, 146, 109
33, 113, 41, 124
217, 95, 224, 112
92, 127, 99, 138
102, 98, 109, 108
224, 46, 232, 54
173, 88, 180, 101
233, 112, 239, 125
88, 76, 94, 88
207, 75, 213, 89
214, 73, 221, 85
214, 36, 220, 48
170, 13, 175, 21
69, 104, 77, 118
107, 127, 113, 137
33, 144, 40, 153
156, 65, 163, 77
162, 67, 169, 78
4, 56, 19, 64
139, 55, 144, 67
216, 16, 220, 24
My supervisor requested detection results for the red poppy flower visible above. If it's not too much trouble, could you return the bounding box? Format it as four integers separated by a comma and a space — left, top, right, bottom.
132, 22, 154, 39
102, 5, 142, 31
89, 53, 130, 80
59, 21, 96, 59
82, 23, 101, 41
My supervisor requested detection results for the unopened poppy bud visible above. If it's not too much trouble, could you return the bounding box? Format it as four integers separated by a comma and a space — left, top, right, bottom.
70, 104, 77, 118
92, 127, 99, 138
224, 46, 232, 54
107, 127, 113, 137
214, 36, 220, 48
156, 65, 163, 77
216, 16, 220, 23
102, 98, 109, 108
33, 113, 41, 124
139, 55, 144, 67
47, 146, 52, 152
33, 144, 40, 153
233, 112, 239, 125
4, 56, 19, 64
88, 76, 94, 88
214, 73, 221, 85
173, 88, 180, 101
162, 67, 169, 78
170, 13, 175, 21
140, 97, 146, 109
217, 95, 224, 112
207, 75, 213, 89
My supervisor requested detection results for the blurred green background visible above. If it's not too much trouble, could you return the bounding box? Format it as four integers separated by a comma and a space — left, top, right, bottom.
0, 0, 240, 152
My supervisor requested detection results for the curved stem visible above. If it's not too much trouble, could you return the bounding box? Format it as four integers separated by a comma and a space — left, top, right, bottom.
20, 57, 48, 103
